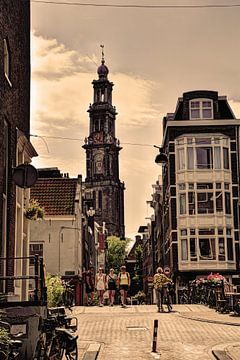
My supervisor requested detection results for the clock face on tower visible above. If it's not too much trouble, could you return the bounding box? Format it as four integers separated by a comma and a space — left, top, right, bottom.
93, 132, 103, 144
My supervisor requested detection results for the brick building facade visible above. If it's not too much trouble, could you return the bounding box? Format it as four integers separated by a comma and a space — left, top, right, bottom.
0, 1, 37, 298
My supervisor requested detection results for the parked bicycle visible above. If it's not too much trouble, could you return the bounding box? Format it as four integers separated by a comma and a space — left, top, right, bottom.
179, 287, 189, 304
0, 321, 23, 360
34, 308, 78, 360
62, 281, 75, 309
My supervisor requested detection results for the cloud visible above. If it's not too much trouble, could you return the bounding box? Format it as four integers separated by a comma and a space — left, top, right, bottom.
30, 32, 161, 238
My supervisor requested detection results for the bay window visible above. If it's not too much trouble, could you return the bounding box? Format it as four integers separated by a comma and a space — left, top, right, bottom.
177, 148, 185, 170
196, 147, 212, 169
176, 135, 230, 171
225, 192, 231, 214
181, 239, 188, 260
197, 192, 214, 214
188, 192, 195, 215
190, 238, 197, 261
179, 228, 234, 263
187, 147, 194, 169
227, 238, 234, 261
218, 238, 225, 261
223, 148, 229, 169
180, 194, 186, 214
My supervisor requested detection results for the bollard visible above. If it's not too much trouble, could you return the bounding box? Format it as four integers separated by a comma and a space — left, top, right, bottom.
152, 319, 158, 353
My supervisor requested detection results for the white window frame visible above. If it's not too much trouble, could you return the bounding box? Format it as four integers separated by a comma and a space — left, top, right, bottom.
189, 98, 213, 120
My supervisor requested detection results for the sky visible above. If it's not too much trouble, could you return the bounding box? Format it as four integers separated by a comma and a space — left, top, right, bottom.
30, 0, 240, 239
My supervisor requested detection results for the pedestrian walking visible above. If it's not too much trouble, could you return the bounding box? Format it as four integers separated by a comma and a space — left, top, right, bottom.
106, 268, 117, 306
84, 266, 95, 305
118, 265, 130, 308
96, 268, 106, 307
153, 267, 171, 312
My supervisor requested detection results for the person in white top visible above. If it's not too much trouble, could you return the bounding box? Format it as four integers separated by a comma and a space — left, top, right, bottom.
95, 268, 106, 306
117, 265, 131, 308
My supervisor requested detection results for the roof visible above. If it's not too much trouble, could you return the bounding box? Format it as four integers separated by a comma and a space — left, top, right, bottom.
30, 178, 78, 216
172, 90, 235, 120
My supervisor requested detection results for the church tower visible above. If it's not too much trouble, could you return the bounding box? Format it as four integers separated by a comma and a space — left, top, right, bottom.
83, 49, 125, 238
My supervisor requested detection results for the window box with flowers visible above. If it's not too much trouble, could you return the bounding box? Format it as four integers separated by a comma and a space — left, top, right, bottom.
24, 199, 45, 221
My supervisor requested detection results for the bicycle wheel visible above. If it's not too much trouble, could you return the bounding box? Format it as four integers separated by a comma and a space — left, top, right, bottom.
48, 336, 64, 360
34, 339, 48, 360
65, 339, 78, 360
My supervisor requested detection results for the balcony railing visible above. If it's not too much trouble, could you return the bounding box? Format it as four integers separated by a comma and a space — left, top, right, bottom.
0, 254, 47, 307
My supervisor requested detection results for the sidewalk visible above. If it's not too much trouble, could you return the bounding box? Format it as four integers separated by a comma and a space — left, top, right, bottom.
72, 305, 240, 360
179, 308, 240, 359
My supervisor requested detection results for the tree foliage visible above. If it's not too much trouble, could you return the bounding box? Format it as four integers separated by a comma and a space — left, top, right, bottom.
46, 274, 64, 307
106, 236, 129, 273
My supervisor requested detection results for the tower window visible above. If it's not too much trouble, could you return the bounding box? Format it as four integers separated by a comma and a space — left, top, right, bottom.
4, 38, 11, 85
98, 190, 102, 209
190, 99, 213, 120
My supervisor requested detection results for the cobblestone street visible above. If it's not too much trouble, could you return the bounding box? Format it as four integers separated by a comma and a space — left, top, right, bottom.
72, 304, 240, 360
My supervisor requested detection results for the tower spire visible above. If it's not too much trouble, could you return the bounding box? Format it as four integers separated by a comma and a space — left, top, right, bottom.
97, 44, 109, 79
100, 44, 105, 64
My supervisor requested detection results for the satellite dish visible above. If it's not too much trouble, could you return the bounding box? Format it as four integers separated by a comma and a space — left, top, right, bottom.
12, 164, 38, 188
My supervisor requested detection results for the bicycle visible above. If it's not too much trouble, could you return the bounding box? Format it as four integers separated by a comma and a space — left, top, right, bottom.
163, 283, 174, 312
179, 287, 189, 304
0, 321, 22, 360
34, 311, 78, 360
62, 281, 75, 309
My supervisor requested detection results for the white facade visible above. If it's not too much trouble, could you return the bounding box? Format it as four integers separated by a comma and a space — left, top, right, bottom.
29, 181, 82, 279
14, 132, 37, 301
175, 133, 236, 274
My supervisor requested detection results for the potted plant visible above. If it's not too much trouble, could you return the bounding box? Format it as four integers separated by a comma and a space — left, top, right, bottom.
24, 199, 44, 221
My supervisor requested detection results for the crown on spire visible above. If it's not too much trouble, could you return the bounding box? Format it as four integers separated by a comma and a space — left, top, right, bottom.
97, 44, 109, 79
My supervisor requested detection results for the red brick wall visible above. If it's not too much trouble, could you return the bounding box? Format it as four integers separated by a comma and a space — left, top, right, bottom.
0, 0, 30, 278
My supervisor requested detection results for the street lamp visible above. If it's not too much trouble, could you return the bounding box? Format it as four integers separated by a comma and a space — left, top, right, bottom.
154, 145, 168, 165
154, 145, 168, 269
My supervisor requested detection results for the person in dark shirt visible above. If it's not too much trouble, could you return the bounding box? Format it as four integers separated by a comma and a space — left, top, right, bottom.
84, 266, 95, 305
